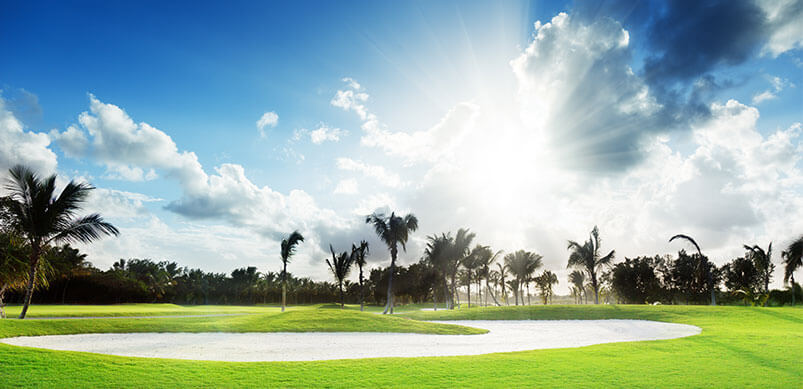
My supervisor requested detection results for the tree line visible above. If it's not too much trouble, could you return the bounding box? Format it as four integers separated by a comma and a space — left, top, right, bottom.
1, 165, 802, 318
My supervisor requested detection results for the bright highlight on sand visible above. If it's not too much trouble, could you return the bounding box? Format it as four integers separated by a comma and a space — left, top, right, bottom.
2, 320, 700, 362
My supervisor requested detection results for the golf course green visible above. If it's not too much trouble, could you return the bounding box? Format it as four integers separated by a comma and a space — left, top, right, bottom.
0, 304, 800, 388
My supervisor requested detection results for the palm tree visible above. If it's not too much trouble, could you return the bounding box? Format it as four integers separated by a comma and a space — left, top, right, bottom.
504, 250, 542, 305
568, 226, 615, 305
496, 262, 509, 305
568, 270, 586, 304
4, 165, 119, 319
783, 236, 803, 305
351, 240, 369, 311
0, 230, 30, 318
365, 211, 419, 314
669, 234, 715, 305
327, 245, 356, 308
743, 243, 774, 297
424, 233, 453, 310
450, 228, 475, 309
534, 270, 558, 304
280, 230, 304, 312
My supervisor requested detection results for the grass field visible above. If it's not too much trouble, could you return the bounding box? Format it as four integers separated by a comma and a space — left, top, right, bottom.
0, 304, 800, 388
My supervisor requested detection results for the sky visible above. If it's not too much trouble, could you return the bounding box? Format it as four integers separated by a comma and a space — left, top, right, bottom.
1, 0, 802, 293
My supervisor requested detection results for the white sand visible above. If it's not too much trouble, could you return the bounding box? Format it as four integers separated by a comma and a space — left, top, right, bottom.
1, 320, 700, 362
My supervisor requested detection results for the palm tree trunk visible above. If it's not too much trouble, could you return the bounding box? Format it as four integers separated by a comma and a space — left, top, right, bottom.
359, 267, 365, 312
591, 272, 600, 304
0, 284, 7, 319
18, 246, 41, 319
339, 281, 344, 309
791, 274, 796, 306
526, 283, 531, 305
383, 247, 397, 314
281, 262, 287, 312
467, 278, 471, 308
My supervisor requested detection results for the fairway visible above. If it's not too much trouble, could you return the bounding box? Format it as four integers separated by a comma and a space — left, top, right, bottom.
0, 305, 800, 388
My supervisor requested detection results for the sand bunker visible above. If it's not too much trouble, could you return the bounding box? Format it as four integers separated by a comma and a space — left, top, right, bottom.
1, 320, 700, 362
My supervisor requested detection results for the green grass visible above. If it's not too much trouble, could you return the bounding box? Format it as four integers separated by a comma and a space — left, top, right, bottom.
1, 303, 278, 318
0, 305, 800, 388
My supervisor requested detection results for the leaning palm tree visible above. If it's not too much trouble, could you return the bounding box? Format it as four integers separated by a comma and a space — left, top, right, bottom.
450, 228, 475, 309
327, 244, 356, 308
568, 270, 586, 304
279, 230, 304, 312
568, 226, 615, 305
4, 165, 119, 319
669, 234, 715, 305
366, 211, 419, 314
783, 236, 803, 305
743, 243, 774, 297
351, 241, 369, 311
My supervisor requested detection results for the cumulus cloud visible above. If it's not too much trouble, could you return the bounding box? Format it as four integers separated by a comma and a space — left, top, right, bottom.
256, 111, 278, 137
336, 158, 405, 188
510, 12, 661, 171
332, 79, 480, 164
333, 178, 358, 195
0, 94, 57, 174
309, 125, 345, 144
759, 0, 803, 57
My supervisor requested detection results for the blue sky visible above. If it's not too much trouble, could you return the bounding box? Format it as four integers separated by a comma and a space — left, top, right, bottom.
1, 0, 802, 291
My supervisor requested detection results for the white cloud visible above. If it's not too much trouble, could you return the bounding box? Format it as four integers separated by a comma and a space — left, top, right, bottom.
333, 178, 358, 195
759, 0, 803, 57
309, 125, 345, 144
336, 158, 405, 188
50, 125, 88, 158
331, 79, 480, 165
0, 94, 58, 174
256, 111, 279, 137
509, 12, 661, 170
752, 90, 777, 104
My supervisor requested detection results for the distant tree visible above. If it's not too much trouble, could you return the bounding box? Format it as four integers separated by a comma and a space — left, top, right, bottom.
365, 212, 419, 314
609, 256, 664, 304
783, 236, 803, 305
743, 243, 774, 301
326, 245, 356, 308
496, 262, 509, 305
424, 233, 453, 310
669, 234, 716, 305
351, 241, 369, 311
504, 250, 542, 305
450, 228, 475, 308
667, 250, 721, 305
568, 270, 586, 304
568, 226, 615, 304
534, 270, 558, 304
4, 165, 119, 319
279, 231, 304, 312
0, 230, 30, 318
722, 256, 760, 301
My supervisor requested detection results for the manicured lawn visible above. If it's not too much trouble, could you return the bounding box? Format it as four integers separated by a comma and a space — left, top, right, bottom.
0, 305, 800, 388
1, 303, 278, 318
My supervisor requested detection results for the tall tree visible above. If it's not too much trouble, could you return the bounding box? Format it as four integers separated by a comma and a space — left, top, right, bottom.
783, 236, 803, 305
424, 233, 453, 310
365, 211, 419, 314
351, 241, 369, 311
450, 228, 475, 309
568, 270, 586, 304
669, 234, 715, 305
568, 226, 615, 304
4, 165, 119, 319
496, 262, 509, 305
279, 230, 304, 312
743, 243, 774, 297
327, 245, 356, 308
504, 250, 542, 305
